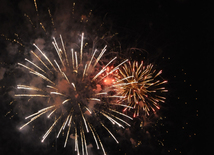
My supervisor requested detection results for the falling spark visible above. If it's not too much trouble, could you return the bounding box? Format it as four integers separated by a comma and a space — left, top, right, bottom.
24, 14, 35, 29
50, 92, 65, 96
34, 0, 39, 16
42, 115, 62, 142
80, 32, 84, 64
88, 123, 99, 149
30, 50, 51, 71
64, 115, 72, 147
33, 43, 57, 71
47, 108, 57, 118
62, 99, 71, 104
100, 122, 119, 143
93, 45, 107, 68
29, 71, 55, 85
25, 105, 55, 120
40, 23, 46, 33
17, 85, 43, 91
48, 8, 55, 30
15, 94, 49, 97
60, 34, 69, 66
25, 58, 46, 74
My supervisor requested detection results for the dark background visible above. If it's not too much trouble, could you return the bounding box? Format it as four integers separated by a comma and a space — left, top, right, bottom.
0, 0, 211, 154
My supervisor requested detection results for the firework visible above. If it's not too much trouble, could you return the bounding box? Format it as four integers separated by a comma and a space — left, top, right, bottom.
113, 61, 168, 117
15, 33, 132, 154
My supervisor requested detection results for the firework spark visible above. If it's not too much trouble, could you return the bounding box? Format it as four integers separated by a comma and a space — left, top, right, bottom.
113, 61, 168, 117
15, 33, 132, 154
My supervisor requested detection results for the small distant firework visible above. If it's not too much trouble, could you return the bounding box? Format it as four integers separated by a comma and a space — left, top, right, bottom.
15, 33, 132, 154
113, 61, 168, 117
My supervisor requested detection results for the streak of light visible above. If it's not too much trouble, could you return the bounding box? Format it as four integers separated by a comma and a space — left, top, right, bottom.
114, 76, 134, 84
89, 98, 101, 101
101, 112, 124, 128
25, 58, 46, 74
25, 105, 55, 119
54, 60, 62, 73
75, 51, 78, 72
48, 8, 55, 30
52, 37, 65, 68
95, 92, 107, 95
50, 92, 65, 96
30, 50, 50, 71
60, 34, 69, 66
80, 32, 84, 64
85, 107, 92, 114
15, 94, 49, 97
47, 108, 57, 118
100, 122, 119, 143
109, 103, 134, 109
42, 115, 62, 142
62, 99, 71, 104
64, 115, 72, 147
83, 64, 87, 78
92, 57, 117, 81
17, 85, 43, 91
40, 23, 46, 33
71, 49, 74, 69
86, 49, 97, 72
79, 104, 89, 133
34, 0, 38, 15
71, 83, 76, 91
109, 108, 133, 120
46, 85, 58, 91
75, 126, 80, 155
99, 59, 128, 82
33, 43, 57, 71
81, 126, 85, 155
18, 63, 36, 73
29, 71, 55, 85
88, 123, 99, 149
20, 110, 47, 130
62, 72, 70, 84
93, 45, 107, 68
92, 125, 106, 155
82, 127, 88, 155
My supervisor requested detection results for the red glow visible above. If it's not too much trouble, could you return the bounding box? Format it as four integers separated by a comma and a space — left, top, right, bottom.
103, 78, 114, 85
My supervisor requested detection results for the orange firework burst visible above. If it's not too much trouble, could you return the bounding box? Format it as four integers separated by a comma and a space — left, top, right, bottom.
113, 61, 168, 117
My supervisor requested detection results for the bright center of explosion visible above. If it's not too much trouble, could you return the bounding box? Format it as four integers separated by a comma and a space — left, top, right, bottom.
52, 64, 100, 116
103, 77, 115, 85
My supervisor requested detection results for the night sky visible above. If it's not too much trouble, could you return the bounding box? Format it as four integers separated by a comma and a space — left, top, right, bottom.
0, 0, 210, 155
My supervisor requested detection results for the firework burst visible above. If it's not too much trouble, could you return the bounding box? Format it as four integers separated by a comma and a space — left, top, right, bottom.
15, 32, 132, 154
113, 60, 168, 117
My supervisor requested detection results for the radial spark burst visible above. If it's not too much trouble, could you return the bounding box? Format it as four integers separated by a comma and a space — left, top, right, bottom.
113, 61, 168, 117
15, 33, 132, 154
